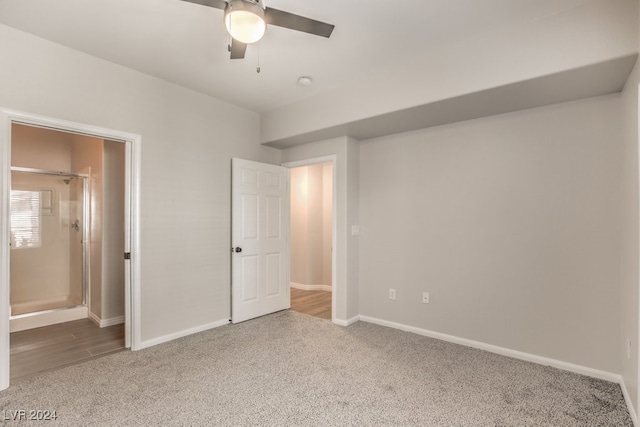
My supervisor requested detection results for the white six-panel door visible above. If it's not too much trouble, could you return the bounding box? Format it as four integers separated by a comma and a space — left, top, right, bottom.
231, 158, 289, 323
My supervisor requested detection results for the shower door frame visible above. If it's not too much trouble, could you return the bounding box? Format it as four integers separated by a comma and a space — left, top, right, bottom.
9, 167, 90, 315
0, 108, 142, 391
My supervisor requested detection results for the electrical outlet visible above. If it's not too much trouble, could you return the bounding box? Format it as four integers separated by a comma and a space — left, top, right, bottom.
627, 338, 632, 360
422, 292, 429, 304
389, 288, 396, 300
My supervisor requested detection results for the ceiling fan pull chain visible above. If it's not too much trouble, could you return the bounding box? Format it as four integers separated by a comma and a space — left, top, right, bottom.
228, 18, 232, 52
256, 43, 261, 74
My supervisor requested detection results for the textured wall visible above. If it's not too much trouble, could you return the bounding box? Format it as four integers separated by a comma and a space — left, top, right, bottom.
359, 95, 623, 373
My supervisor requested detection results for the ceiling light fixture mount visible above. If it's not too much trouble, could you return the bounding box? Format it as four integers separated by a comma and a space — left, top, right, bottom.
224, 0, 266, 44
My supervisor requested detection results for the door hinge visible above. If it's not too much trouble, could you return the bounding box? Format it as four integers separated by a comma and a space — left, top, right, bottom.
124, 252, 131, 260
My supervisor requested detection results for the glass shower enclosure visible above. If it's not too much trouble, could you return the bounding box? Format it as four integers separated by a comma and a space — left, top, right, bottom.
9, 168, 88, 319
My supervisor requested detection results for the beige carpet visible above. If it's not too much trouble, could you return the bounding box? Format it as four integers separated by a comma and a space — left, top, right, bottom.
0, 311, 633, 426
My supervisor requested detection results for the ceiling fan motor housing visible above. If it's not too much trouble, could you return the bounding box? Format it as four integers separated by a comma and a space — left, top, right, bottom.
224, 0, 266, 44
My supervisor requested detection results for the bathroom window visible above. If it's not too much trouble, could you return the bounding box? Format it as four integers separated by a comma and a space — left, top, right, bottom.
10, 190, 42, 249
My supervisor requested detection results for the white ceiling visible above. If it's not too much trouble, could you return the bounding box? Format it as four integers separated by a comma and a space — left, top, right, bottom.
0, 0, 595, 114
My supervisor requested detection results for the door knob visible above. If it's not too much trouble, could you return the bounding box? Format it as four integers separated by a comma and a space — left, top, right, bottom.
234, 247, 242, 253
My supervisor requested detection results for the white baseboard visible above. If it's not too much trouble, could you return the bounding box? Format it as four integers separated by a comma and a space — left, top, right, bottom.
88, 312, 125, 328
359, 315, 620, 383
290, 282, 332, 292
137, 318, 230, 350
620, 379, 639, 427
100, 315, 125, 327
334, 315, 360, 327
88, 311, 100, 327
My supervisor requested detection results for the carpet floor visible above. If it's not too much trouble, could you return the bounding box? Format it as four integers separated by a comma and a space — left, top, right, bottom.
0, 311, 633, 426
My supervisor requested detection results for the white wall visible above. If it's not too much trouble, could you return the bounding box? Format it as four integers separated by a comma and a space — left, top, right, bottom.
0, 24, 280, 344
323, 163, 333, 287
306, 165, 324, 286
620, 39, 640, 417
359, 95, 623, 373
290, 167, 309, 285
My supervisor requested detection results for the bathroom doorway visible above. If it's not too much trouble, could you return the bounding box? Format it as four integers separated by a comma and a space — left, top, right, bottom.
0, 110, 142, 390
8, 123, 126, 381
288, 161, 333, 320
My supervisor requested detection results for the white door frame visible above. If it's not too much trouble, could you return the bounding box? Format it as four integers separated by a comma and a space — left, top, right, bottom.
0, 109, 142, 390
282, 155, 337, 324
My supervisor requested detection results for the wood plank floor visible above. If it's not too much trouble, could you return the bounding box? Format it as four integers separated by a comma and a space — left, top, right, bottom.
10, 319, 125, 382
290, 288, 332, 320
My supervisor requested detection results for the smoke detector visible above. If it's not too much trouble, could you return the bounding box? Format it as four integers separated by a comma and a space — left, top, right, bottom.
297, 76, 313, 87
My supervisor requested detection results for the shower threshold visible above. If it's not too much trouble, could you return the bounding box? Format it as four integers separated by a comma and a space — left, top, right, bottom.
10, 305, 88, 333
11, 296, 83, 316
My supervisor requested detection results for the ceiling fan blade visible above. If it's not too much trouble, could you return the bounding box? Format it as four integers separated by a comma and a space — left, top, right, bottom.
229, 39, 247, 59
179, 0, 226, 10
264, 7, 334, 38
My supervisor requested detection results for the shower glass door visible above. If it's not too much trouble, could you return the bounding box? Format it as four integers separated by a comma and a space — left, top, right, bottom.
10, 170, 86, 317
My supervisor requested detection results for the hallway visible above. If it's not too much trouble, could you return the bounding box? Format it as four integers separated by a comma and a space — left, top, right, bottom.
290, 288, 331, 320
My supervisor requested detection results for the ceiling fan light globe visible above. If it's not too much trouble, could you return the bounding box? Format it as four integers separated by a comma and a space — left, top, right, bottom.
224, 0, 266, 44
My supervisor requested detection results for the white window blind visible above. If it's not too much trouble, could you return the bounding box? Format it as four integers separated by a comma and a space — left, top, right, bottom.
10, 190, 41, 249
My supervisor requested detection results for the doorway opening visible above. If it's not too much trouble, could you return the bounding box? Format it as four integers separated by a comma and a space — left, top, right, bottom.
0, 109, 142, 390
8, 124, 126, 381
288, 161, 334, 321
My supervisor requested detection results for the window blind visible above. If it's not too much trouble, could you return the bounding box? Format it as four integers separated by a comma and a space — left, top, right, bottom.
10, 190, 41, 249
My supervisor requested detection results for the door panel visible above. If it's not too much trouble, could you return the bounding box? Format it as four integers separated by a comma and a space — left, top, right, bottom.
242, 255, 259, 302
265, 253, 280, 296
231, 158, 289, 323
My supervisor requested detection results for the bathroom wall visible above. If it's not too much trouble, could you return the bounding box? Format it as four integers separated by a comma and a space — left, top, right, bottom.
71, 136, 125, 324
11, 124, 71, 171
290, 163, 332, 289
101, 140, 125, 322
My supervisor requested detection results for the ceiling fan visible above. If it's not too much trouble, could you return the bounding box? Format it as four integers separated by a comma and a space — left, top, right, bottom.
181, 0, 335, 59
